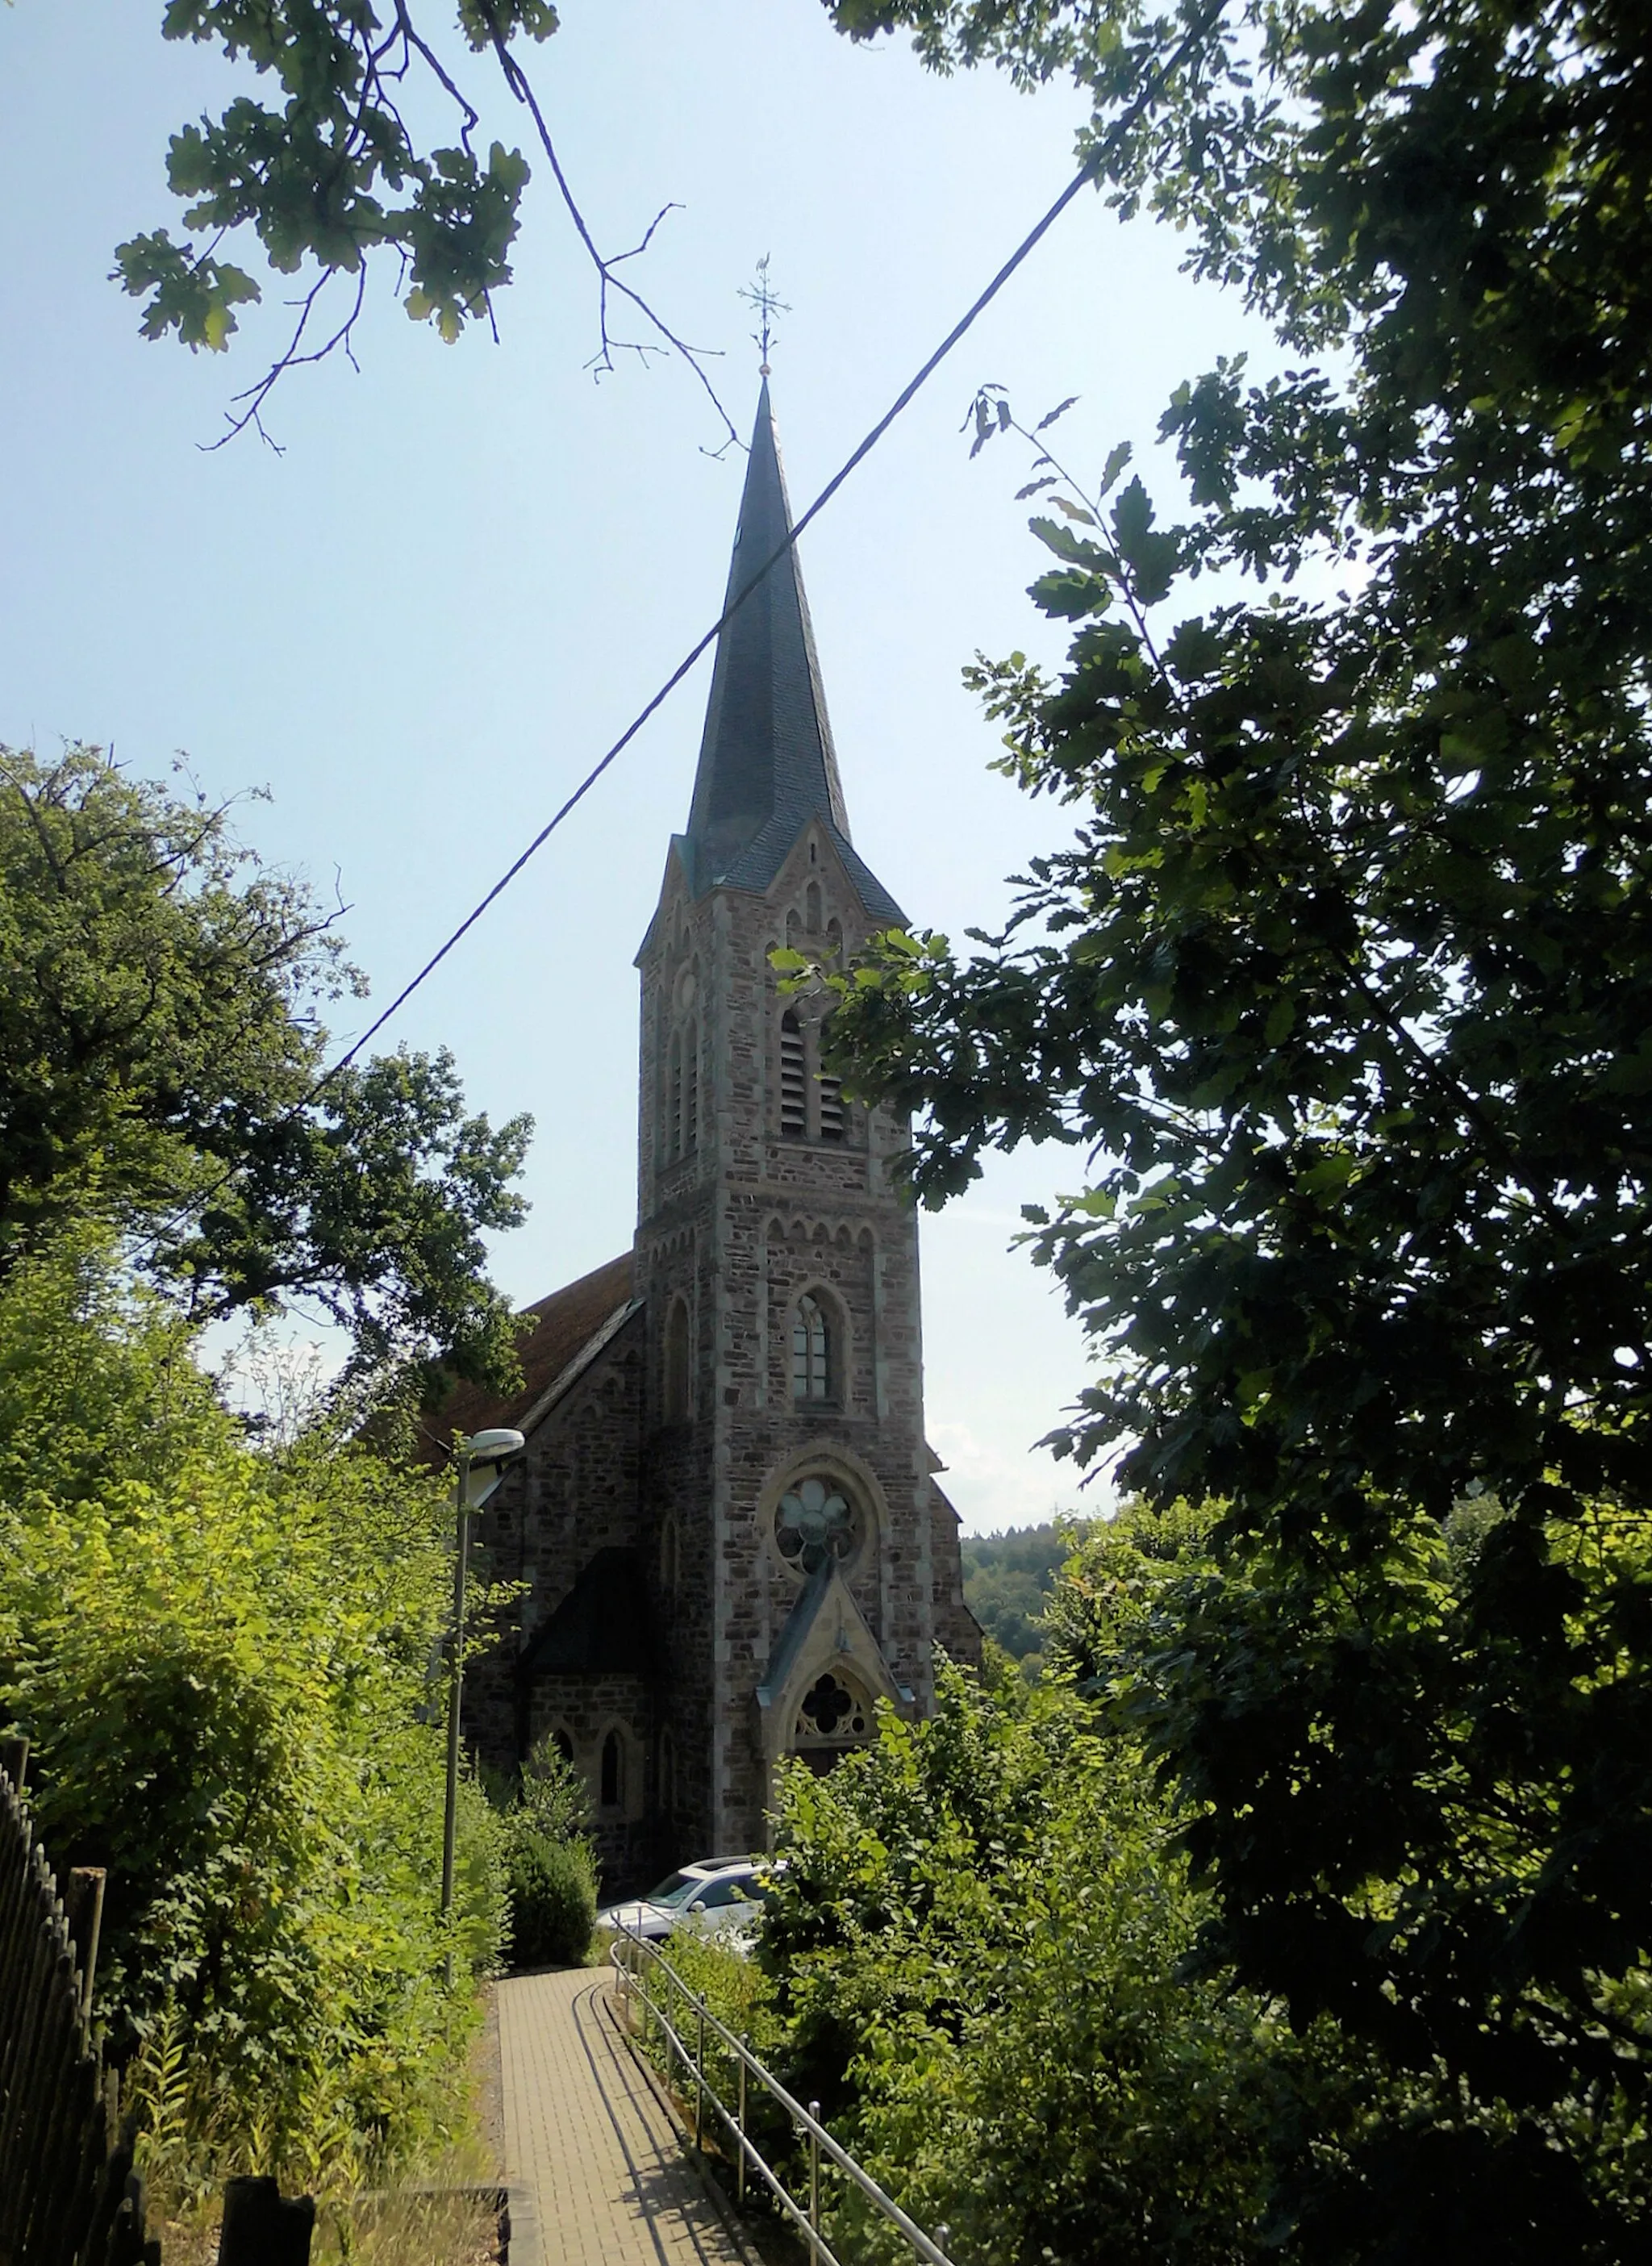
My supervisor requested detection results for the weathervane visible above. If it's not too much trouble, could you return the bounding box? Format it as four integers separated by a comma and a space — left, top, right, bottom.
738, 256, 791, 377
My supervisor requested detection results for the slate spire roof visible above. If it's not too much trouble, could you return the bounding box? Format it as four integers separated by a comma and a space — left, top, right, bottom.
679, 383, 903, 922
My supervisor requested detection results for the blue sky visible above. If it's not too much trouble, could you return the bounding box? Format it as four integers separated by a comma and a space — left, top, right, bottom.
1, 0, 1279, 1529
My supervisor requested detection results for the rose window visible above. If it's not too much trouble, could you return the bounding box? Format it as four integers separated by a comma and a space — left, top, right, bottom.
795, 1672, 869, 1744
775, 1477, 857, 1573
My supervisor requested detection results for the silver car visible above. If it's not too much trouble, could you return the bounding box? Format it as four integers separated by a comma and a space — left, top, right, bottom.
597, 1855, 771, 1942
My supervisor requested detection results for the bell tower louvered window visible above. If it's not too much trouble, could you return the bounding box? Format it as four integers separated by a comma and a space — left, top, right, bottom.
780, 1010, 807, 1136
818, 1074, 845, 1141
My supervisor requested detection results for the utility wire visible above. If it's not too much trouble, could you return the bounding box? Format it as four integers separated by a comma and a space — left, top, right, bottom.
326, 149, 1107, 1083
132, 7, 1219, 1263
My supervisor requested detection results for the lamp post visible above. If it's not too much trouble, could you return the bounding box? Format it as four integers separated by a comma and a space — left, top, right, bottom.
440, 1427, 524, 1984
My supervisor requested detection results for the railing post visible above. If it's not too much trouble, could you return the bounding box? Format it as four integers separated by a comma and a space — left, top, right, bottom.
0, 1734, 27, 1792
737, 2047, 748, 2207
695, 2005, 706, 2149
809, 2101, 823, 2262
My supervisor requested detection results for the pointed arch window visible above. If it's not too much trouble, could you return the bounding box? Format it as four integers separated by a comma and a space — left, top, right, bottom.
664, 1296, 690, 1425
668, 1030, 683, 1158
779, 1010, 807, 1136
792, 1294, 832, 1403
600, 1730, 624, 1810
683, 1017, 699, 1153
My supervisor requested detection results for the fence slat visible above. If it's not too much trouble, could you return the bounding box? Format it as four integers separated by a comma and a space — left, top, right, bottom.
0, 1760, 160, 2266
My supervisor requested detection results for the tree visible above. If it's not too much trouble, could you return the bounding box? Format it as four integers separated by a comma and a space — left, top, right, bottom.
109, 1, 732, 444
0, 1233, 510, 2193
808, 2, 1652, 2251
0, 744, 529, 1384
760, 1662, 1362, 2266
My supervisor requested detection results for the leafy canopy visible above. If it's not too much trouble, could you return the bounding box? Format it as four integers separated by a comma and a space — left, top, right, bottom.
0, 744, 529, 1384
760, 1659, 1362, 2266
0, 1236, 509, 2192
811, 0, 1652, 2251
115, 2, 559, 357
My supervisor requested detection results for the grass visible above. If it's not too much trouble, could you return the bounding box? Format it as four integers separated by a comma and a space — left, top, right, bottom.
148, 1989, 508, 2265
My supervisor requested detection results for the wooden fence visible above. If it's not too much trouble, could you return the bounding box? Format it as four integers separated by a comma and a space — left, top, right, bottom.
0, 1741, 159, 2266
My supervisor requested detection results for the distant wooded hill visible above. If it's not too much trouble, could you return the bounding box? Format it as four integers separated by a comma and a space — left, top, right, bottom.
961, 1522, 1084, 1676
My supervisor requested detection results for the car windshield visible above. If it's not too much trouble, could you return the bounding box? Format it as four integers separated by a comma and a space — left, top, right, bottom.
645, 1871, 704, 1908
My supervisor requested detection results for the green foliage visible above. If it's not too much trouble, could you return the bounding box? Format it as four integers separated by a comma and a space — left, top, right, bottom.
503, 1830, 597, 1970
115, 3, 559, 354
0, 745, 528, 1387
762, 1667, 1358, 2266
814, 2, 1652, 2247
0, 1237, 507, 2195
502, 1734, 598, 1968
654, 1929, 781, 2060
959, 1518, 1078, 1669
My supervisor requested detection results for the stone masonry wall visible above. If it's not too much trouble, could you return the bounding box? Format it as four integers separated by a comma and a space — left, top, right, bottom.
634, 820, 961, 1856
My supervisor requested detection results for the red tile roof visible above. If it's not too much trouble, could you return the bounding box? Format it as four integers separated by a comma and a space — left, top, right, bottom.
417, 1252, 636, 1465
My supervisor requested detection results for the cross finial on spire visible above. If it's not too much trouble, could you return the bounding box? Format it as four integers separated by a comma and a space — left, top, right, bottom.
738, 256, 790, 378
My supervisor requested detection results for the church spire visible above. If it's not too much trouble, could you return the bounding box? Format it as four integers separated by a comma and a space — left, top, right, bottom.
682, 385, 903, 922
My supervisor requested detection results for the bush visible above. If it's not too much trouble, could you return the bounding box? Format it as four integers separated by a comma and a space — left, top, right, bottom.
0, 1237, 509, 2197
761, 1666, 1362, 2266
505, 1827, 597, 1968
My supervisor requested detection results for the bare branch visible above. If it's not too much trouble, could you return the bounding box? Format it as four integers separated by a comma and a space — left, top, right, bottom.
476, 10, 738, 449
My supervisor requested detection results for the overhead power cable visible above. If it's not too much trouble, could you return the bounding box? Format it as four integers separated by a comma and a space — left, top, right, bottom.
130, 10, 1219, 1265
327, 174, 1096, 1080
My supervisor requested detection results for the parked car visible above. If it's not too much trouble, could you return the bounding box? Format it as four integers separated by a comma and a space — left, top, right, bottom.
597, 1855, 773, 1942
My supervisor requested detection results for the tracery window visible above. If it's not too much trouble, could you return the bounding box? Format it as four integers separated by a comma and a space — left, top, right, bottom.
774, 1475, 861, 1573
791, 1295, 832, 1403
794, 1671, 870, 1746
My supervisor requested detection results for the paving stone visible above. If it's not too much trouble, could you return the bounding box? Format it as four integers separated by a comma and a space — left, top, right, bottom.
499, 1968, 757, 2266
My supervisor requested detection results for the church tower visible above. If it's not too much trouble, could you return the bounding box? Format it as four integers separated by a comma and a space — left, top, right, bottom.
444, 385, 976, 1888
634, 382, 969, 1856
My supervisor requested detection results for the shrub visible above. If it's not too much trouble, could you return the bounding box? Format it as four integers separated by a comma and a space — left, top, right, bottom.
505, 1827, 597, 1969
761, 1666, 1362, 2266
0, 1238, 509, 2197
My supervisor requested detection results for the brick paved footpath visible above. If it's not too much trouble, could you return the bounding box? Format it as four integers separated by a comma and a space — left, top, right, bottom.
498, 1967, 760, 2266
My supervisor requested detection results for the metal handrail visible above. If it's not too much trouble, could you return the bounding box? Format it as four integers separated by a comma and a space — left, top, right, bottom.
607, 1921, 957, 2266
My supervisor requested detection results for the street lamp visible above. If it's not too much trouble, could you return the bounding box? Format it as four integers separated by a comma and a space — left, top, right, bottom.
440, 1427, 524, 1981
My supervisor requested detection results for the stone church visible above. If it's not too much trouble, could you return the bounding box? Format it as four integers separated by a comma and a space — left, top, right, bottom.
436, 384, 980, 1891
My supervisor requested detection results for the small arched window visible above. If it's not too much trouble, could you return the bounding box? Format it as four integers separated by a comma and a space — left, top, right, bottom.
601, 1730, 624, 1810
660, 1513, 680, 1593
779, 1011, 807, 1137
553, 1727, 574, 1767
668, 1029, 683, 1158
805, 879, 823, 933
683, 1017, 699, 1153
792, 1294, 832, 1402
664, 1297, 690, 1425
